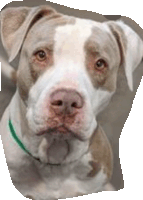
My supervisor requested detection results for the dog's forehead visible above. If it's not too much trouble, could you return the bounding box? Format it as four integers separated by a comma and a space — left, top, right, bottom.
55, 18, 110, 41
25, 16, 114, 56
52, 18, 120, 75
54, 18, 97, 46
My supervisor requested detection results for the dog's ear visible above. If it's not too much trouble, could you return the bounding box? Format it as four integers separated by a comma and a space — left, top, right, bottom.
0, 5, 57, 62
106, 21, 143, 91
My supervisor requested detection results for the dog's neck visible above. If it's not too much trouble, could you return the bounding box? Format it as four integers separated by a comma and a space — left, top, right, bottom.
9, 90, 42, 156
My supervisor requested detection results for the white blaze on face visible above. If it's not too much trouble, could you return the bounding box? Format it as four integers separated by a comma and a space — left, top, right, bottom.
54, 19, 93, 65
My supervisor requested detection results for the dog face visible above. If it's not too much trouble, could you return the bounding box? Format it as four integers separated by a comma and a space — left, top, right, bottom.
24, 18, 118, 137
1, 6, 143, 164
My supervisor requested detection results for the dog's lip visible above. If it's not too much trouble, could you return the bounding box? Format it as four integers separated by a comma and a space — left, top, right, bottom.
36, 125, 85, 141
56, 126, 67, 133
37, 125, 69, 135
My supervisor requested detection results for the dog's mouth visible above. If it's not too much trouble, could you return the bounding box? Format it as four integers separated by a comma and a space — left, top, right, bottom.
36, 125, 85, 141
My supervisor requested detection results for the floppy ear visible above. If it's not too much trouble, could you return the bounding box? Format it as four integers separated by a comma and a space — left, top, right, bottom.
0, 5, 57, 62
106, 21, 143, 91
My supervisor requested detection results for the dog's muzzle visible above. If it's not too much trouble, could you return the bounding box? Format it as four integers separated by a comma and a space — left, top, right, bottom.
36, 88, 85, 139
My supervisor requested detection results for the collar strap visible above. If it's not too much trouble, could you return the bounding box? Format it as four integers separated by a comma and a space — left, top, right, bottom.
8, 119, 40, 162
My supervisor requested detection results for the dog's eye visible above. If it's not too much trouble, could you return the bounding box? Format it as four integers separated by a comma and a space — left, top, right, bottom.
94, 59, 107, 70
35, 50, 47, 61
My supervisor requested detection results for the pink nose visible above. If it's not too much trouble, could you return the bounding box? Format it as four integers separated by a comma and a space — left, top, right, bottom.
50, 89, 84, 116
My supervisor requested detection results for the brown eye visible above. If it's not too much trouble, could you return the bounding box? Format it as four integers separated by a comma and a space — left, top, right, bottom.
35, 50, 47, 61
95, 59, 107, 70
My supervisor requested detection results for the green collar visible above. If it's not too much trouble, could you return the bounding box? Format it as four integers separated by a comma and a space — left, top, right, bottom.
8, 119, 40, 162
9, 119, 30, 154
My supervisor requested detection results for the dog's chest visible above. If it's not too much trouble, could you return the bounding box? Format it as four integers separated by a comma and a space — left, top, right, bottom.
30, 154, 107, 198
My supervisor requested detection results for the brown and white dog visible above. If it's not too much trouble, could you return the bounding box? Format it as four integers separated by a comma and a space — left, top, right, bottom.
0, 5, 143, 200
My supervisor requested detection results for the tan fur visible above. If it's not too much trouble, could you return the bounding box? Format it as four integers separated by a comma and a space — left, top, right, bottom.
85, 27, 121, 92
89, 125, 113, 179
107, 22, 127, 68
11, 70, 17, 84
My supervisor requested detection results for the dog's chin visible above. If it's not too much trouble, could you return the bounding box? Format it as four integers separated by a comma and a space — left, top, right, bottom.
38, 136, 74, 165
37, 127, 89, 165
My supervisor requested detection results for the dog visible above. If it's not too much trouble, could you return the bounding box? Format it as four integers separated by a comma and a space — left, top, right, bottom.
0, 5, 143, 200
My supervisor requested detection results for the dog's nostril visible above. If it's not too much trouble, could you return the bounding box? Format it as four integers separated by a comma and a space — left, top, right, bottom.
71, 102, 78, 108
52, 100, 63, 106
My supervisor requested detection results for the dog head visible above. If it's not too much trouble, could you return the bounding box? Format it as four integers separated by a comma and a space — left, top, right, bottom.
1, 6, 143, 164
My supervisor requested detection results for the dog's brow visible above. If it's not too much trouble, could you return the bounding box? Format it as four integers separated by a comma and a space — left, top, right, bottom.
85, 40, 100, 55
32, 43, 54, 53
